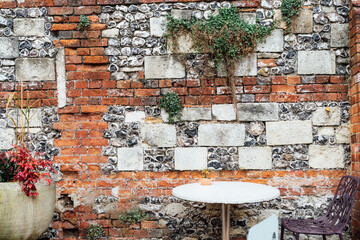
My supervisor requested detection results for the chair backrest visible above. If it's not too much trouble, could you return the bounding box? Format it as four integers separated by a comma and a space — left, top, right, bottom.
324, 175, 360, 231
247, 215, 278, 240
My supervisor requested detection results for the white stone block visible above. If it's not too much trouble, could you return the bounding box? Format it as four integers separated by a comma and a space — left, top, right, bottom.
167, 34, 195, 54
237, 103, 278, 121
141, 124, 177, 147
336, 123, 350, 143
266, 120, 313, 145
13, 18, 45, 37
212, 104, 236, 121
257, 29, 284, 52
218, 53, 257, 77
238, 147, 272, 169
0, 38, 19, 58
198, 123, 245, 146
175, 147, 207, 170
102, 28, 120, 38
171, 9, 192, 20
16, 58, 55, 81
150, 17, 166, 37
317, 127, 335, 136
182, 107, 212, 121
291, 9, 313, 33
240, 12, 256, 24
298, 51, 336, 75
117, 147, 143, 171
56, 48, 66, 108
330, 23, 349, 47
7, 108, 42, 128
0, 128, 15, 150
125, 111, 146, 123
144, 56, 185, 79
312, 107, 341, 126
309, 145, 344, 169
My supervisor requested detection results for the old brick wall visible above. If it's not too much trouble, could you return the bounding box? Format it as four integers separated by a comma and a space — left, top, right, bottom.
0, 0, 356, 239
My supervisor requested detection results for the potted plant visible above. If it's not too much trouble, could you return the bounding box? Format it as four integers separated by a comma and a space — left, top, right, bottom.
0, 85, 57, 240
200, 168, 212, 185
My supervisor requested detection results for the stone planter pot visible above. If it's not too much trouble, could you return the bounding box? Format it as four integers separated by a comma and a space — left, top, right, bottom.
0, 182, 56, 240
200, 178, 212, 185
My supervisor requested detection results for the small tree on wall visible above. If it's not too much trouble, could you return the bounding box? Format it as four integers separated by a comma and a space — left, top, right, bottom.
165, 6, 275, 120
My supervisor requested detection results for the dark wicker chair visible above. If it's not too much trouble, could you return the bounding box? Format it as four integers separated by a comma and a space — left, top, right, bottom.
280, 175, 360, 240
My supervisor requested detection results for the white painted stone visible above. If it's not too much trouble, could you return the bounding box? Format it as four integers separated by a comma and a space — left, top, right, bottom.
291, 9, 313, 33
141, 124, 176, 147
266, 120, 313, 145
198, 123, 245, 146
164, 203, 186, 217
117, 147, 143, 171
257, 29, 284, 52
330, 23, 349, 47
7, 108, 42, 128
150, 17, 166, 37
0, 38, 19, 58
317, 127, 335, 136
0, 128, 15, 150
125, 111, 146, 123
309, 145, 344, 169
298, 51, 336, 74
102, 28, 120, 38
335, 123, 350, 143
238, 147, 272, 169
144, 56, 185, 79
218, 54, 257, 77
182, 107, 212, 121
16, 58, 55, 81
13, 18, 45, 37
56, 48, 66, 108
175, 147, 207, 170
312, 107, 341, 126
212, 104, 236, 121
237, 103, 278, 121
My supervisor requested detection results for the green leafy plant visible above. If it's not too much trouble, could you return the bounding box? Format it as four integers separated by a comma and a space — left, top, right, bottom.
158, 92, 183, 124
118, 208, 148, 226
201, 168, 210, 179
138, 78, 148, 85
87, 224, 105, 240
165, 6, 274, 120
281, 0, 302, 30
78, 15, 91, 31
0, 152, 17, 182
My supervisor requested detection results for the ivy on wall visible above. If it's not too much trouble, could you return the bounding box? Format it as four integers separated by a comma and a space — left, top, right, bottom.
281, 0, 302, 31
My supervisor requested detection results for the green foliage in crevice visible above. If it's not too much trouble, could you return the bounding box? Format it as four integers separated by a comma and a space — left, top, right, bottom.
118, 208, 148, 226
158, 92, 183, 124
281, 0, 302, 30
78, 15, 91, 31
87, 224, 105, 240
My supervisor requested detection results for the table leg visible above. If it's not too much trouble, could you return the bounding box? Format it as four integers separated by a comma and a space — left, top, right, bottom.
221, 203, 231, 240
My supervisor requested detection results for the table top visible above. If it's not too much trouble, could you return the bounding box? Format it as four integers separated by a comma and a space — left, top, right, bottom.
172, 181, 280, 204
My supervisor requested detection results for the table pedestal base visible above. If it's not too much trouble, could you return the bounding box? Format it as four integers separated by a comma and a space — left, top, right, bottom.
221, 203, 230, 240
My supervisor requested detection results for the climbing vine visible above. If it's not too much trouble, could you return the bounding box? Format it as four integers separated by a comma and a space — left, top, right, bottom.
158, 92, 183, 124
281, 0, 302, 30
165, 6, 274, 120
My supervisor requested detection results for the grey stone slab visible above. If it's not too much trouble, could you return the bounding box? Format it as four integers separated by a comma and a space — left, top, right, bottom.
167, 34, 195, 54
0, 38, 19, 58
13, 18, 45, 37
198, 123, 245, 146
150, 17, 167, 37
218, 53, 257, 77
291, 9, 313, 33
56, 48, 66, 108
237, 103, 278, 121
309, 145, 344, 169
144, 56, 185, 79
117, 147, 144, 171
0, 128, 15, 150
7, 108, 42, 128
171, 9, 192, 20
257, 29, 284, 52
16, 58, 55, 81
298, 51, 336, 74
212, 104, 236, 121
141, 124, 177, 147
181, 107, 212, 121
102, 28, 120, 38
330, 23, 349, 47
266, 120, 313, 145
175, 147, 207, 170
238, 147, 272, 169
125, 111, 146, 123
312, 107, 341, 126
335, 123, 350, 143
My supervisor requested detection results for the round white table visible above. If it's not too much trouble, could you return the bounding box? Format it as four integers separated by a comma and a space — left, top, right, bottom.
172, 181, 280, 240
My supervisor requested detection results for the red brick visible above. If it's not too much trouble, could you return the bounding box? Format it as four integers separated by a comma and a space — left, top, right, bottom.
52, 24, 77, 31
287, 76, 301, 84
296, 85, 323, 93
83, 72, 110, 80
81, 39, 108, 47
48, 7, 74, 15
83, 56, 109, 64
74, 6, 101, 15
81, 105, 108, 113
134, 89, 160, 97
